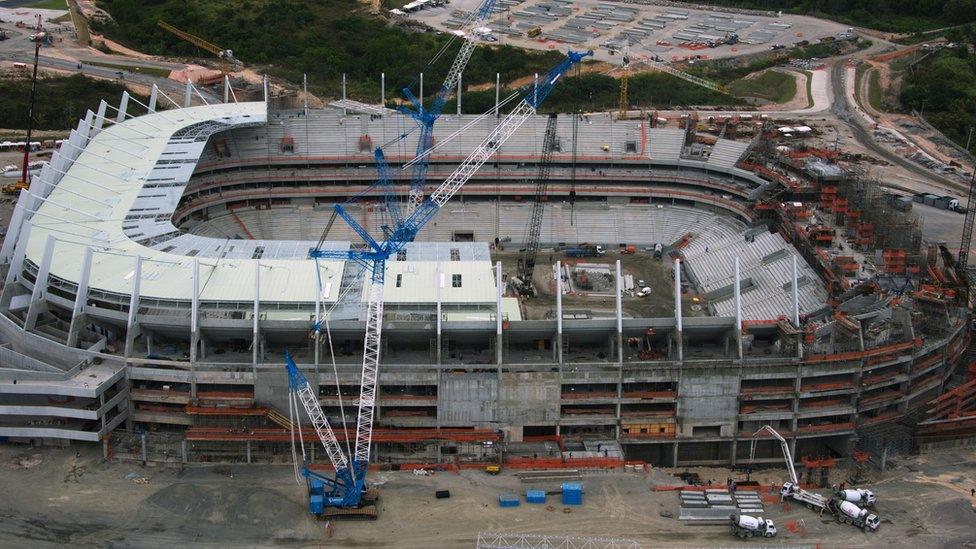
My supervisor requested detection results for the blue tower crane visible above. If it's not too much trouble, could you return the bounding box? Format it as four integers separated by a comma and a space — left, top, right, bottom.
286, 50, 592, 520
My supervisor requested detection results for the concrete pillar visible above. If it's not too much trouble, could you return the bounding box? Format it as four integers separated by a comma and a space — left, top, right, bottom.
141, 432, 148, 465
181, 440, 188, 463
496, 261, 503, 365
341, 73, 347, 116
420, 72, 424, 107
556, 261, 563, 364
67, 248, 93, 348
734, 257, 743, 359
253, 261, 260, 373
116, 91, 130, 123
190, 258, 200, 399
457, 72, 462, 115
24, 235, 57, 331
246, 440, 252, 463
123, 256, 143, 360
0, 221, 31, 311
148, 86, 158, 113
672, 442, 679, 467
674, 258, 683, 361
224, 75, 231, 104
263, 75, 268, 104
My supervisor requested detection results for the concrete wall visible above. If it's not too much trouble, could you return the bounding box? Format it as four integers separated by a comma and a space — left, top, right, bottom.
676, 367, 740, 437
438, 373, 497, 426
497, 372, 559, 425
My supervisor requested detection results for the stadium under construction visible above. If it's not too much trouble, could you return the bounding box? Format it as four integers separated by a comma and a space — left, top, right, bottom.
0, 84, 970, 471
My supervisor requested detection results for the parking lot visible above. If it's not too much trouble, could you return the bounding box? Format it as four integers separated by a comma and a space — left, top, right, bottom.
409, 0, 851, 64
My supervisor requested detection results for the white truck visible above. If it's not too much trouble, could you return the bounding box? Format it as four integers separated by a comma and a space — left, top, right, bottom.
828, 498, 880, 531
730, 514, 777, 538
781, 481, 827, 513
835, 487, 876, 507
752, 426, 829, 514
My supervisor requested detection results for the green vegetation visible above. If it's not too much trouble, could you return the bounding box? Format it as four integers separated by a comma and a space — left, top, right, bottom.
0, 74, 144, 131
92, 0, 564, 102
84, 60, 172, 78
802, 70, 814, 109
728, 70, 796, 103
867, 69, 885, 111
25, 0, 67, 9
698, 0, 976, 33
442, 72, 743, 115
900, 48, 976, 151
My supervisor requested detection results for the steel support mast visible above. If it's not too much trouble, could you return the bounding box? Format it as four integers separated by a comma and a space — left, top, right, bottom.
516, 113, 558, 294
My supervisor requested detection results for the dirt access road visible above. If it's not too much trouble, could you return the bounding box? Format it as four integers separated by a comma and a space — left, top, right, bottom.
2, 444, 975, 548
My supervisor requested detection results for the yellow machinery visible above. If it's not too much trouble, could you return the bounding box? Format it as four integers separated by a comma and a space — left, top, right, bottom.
2, 180, 29, 195
484, 464, 501, 475
157, 21, 238, 74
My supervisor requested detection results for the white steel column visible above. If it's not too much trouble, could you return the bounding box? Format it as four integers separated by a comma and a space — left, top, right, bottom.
792, 255, 800, 326
615, 260, 623, 363
496, 261, 503, 365
93, 100, 108, 133
674, 258, 683, 361
381, 72, 385, 106
148, 85, 158, 113
495, 73, 500, 116
224, 75, 231, 103
123, 256, 143, 359
252, 261, 260, 372
190, 258, 200, 398
436, 263, 443, 364
66, 246, 93, 348
556, 261, 563, 363
0, 222, 30, 312
183, 81, 192, 108
734, 257, 743, 359
342, 73, 347, 116
457, 73, 462, 115
116, 91, 130, 123
615, 259, 624, 438
24, 235, 56, 331
0, 203, 26, 262
420, 72, 424, 107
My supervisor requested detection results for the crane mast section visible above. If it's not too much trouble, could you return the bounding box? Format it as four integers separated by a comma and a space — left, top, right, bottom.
286, 355, 349, 473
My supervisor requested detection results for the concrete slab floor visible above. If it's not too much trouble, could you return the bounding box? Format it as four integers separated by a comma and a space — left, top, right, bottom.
1, 444, 973, 547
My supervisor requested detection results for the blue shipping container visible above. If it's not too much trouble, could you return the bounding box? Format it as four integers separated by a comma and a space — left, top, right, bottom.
499, 494, 520, 508
526, 490, 547, 504
561, 482, 582, 505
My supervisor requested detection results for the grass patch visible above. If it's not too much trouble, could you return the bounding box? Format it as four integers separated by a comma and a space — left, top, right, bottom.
84, 60, 172, 78
728, 70, 796, 104
25, 0, 67, 9
867, 69, 885, 112
802, 70, 813, 109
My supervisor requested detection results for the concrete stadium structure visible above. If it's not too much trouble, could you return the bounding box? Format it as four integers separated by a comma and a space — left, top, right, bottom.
0, 88, 967, 467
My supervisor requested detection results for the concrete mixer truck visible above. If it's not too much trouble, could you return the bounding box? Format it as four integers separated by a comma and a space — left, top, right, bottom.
729, 514, 777, 538
834, 487, 876, 507
827, 498, 880, 531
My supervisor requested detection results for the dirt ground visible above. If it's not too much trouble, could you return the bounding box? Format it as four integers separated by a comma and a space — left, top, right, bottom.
3, 444, 974, 548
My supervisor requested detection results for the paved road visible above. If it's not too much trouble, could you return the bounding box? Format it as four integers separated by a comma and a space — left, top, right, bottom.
0, 23, 220, 104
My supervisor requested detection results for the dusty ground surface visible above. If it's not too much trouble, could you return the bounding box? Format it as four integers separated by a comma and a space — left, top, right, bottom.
2, 444, 974, 548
